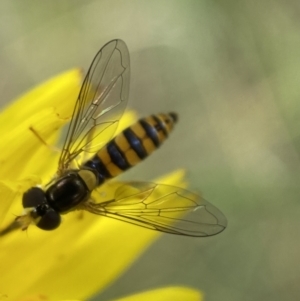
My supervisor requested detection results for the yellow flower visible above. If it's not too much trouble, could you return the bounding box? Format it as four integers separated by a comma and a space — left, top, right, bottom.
0, 70, 202, 301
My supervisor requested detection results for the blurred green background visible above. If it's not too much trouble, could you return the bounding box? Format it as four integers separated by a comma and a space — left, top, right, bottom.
1, 1, 300, 300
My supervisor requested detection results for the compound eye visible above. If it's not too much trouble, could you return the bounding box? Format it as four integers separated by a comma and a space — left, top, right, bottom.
23, 187, 46, 208
36, 207, 61, 230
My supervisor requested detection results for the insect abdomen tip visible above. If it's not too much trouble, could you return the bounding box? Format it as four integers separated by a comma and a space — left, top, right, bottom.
169, 112, 178, 123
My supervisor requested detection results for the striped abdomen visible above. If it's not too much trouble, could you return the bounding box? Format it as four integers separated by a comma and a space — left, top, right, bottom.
83, 112, 178, 185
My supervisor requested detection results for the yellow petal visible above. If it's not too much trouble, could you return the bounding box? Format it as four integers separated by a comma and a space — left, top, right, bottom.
0, 69, 82, 134
114, 287, 203, 301
0, 69, 191, 301
0, 170, 188, 301
0, 182, 17, 226
0, 69, 82, 181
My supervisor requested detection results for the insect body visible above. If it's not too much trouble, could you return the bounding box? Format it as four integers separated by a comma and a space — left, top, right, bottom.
84, 112, 178, 183
16, 40, 227, 237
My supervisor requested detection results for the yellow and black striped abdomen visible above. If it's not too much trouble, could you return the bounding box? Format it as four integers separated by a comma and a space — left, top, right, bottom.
83, 112, 178, 185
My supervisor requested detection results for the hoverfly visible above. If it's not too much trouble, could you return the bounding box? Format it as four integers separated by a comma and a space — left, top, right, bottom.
7, 40, 227, 237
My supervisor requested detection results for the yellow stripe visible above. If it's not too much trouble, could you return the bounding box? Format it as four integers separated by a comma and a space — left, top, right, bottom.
106, 162, 123, 177
129, 122, 146, 139
114, 132, 142, 166
142, 137, 156, 154
97, 147, 111, 165
143, 116, 165, 143
97, 146, 123, 177
125, 149, 142, 166
114, 133, 131, 152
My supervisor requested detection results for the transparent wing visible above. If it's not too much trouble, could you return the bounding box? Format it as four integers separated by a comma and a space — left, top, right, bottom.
58, 39, 130, 173
84, 182, 227, 237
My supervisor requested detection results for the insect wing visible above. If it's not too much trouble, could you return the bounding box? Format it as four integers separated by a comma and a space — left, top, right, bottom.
59, 39, 130, 173
86, 182, 227, 237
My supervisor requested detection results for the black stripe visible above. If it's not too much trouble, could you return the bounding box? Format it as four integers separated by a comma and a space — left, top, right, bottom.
152, 115, 168, 136
123, 128, 147, 159
83, 155, 111, 184
107, 140, 130, 170
140, 119, 160, 147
